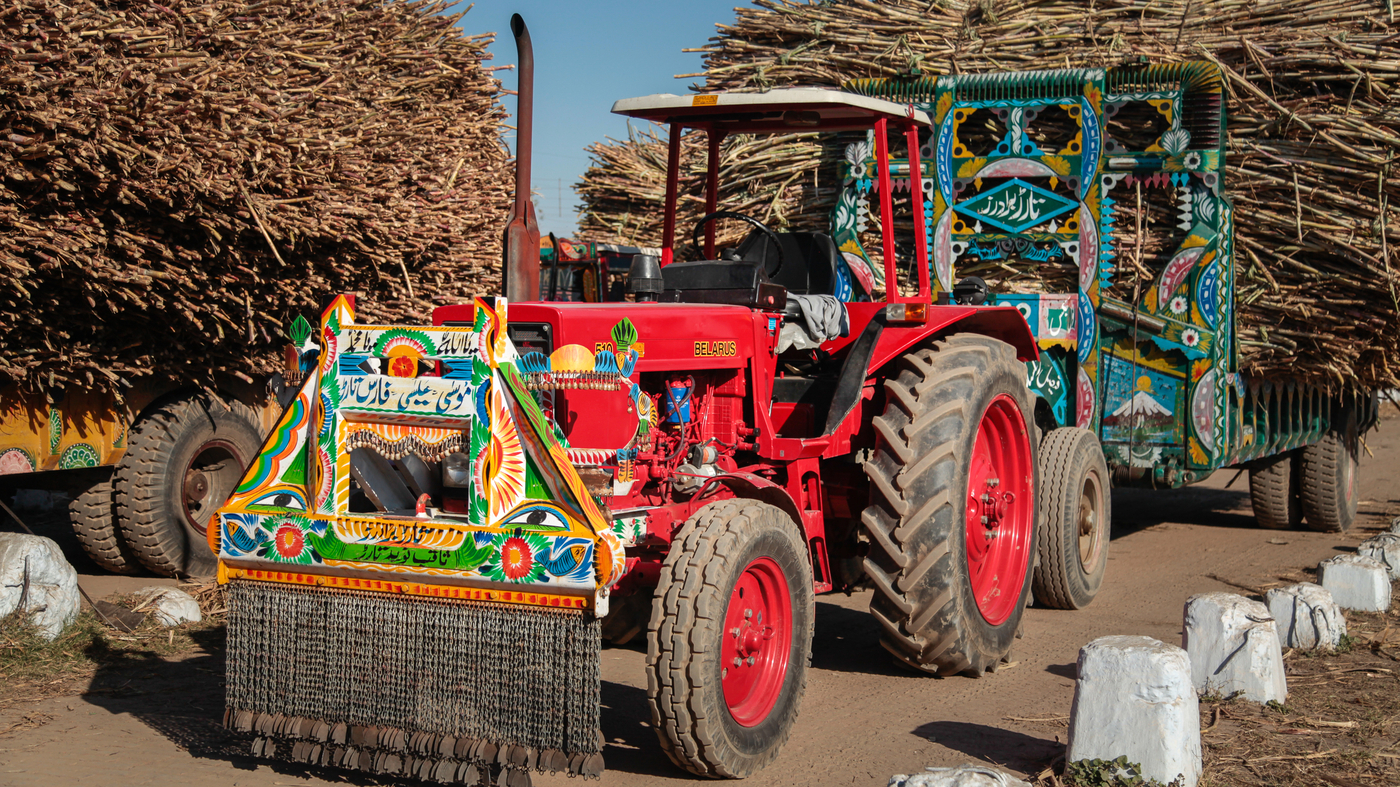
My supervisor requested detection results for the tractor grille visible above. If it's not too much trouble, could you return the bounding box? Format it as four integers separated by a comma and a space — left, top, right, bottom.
224, 580, 603, 785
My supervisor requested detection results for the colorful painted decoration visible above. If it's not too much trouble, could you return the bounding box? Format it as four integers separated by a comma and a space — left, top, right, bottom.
215, 296, 623, 609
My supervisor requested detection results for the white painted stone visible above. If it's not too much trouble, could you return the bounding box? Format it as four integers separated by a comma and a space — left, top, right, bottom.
1068, 635, 1201, 787
1390, 515, 1400, 536
889, 765, 1030, 787
134, 586, 201, 627
1357, 534, 1400, 580
1265, 583, 1346, 650
1182, 593, 1287, 704
0, 532, 80, 640
1319, 554, 1391, 612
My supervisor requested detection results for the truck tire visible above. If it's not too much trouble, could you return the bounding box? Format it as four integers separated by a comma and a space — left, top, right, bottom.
115, 394, 262, 578
1299, 407, 1359, 532
1031, 427, 1110, 610
646, 499, 814, 778
862, 334, 1037, 676
1248, 452, 1302, 530
69, 475, 140, 575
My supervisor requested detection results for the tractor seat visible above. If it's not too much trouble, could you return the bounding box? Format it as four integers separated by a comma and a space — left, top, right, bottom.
733, 230, 839, 297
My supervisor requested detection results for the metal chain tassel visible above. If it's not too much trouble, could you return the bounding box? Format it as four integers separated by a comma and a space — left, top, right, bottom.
225, 581, 605, 785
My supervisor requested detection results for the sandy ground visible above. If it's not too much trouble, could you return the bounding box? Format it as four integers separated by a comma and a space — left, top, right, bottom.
2, 416, 1397, 787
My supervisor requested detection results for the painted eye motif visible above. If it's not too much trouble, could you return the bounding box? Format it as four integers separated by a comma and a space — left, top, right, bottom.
503, 503, 569, 531
248, 488, 307, 511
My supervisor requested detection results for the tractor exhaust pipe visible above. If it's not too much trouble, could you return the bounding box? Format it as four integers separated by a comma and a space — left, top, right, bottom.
501, 13, 540, 302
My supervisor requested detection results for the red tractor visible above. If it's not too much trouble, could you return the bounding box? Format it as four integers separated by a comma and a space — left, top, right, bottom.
434, 88, 1041, 777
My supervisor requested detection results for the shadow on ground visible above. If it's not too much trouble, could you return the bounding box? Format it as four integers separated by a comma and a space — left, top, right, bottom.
911, 720, 1063, 774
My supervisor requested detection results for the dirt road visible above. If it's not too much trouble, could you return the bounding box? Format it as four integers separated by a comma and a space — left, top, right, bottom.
2, 418, 1397, 787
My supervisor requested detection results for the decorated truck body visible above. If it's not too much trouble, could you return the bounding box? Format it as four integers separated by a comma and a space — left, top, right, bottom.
215, 15, 1044, 786
0, 379, 276, 577
834, 62, 1374, 609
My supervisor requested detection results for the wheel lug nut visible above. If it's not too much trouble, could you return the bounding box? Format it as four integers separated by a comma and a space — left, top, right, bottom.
744, 609, 752, 619
733, 657, 741, 667
746, 656, 755, 666
730, 627, 740, 637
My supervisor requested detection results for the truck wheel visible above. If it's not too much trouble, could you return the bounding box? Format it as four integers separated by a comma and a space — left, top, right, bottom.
646, 499, 814, 778
1248, 452, 1302, 530
862, 334, 1037, 675
1031, 427, 1110, 610
115, 395, 262, 578
69, 475, 140, 575
1299, 408, 1359, 532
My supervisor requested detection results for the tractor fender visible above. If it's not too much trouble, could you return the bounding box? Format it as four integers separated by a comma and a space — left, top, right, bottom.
869, 306, 1039, 373
696, 471, 806, 538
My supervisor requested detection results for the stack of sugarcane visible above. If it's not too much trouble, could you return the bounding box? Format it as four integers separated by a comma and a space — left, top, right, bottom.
0, 0, 511, 399
577, 0, 1400, 391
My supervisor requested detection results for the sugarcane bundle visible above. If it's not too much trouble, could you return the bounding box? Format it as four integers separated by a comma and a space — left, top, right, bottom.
577, 0, 1400, 390
0, 0, 511, 399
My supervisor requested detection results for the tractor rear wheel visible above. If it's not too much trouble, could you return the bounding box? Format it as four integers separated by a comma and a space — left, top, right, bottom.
646, 499, 814, 778
115, 394, 262, 578
1249, 451, 1302, 530
1300, 408, 1360, 533
862, 334, 1037, 675
69, 474, 140, 575
1032, 427, 1110, 610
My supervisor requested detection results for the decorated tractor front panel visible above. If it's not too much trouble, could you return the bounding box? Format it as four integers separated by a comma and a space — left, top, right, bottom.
214, 295, 620, 786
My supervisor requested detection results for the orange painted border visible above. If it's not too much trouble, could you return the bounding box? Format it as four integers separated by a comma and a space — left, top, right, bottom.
221, 564, 591, 611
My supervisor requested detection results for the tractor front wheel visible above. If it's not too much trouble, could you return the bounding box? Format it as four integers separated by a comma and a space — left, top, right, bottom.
862, 334, 1037, 675
646, 499, 814, 778
1032, 427, 1110, 610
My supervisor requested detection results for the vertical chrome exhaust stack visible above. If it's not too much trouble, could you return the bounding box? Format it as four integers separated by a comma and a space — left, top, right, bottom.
501, 13, 540, 301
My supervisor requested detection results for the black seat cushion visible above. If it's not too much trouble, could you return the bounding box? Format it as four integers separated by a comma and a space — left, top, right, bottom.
734, 231, 839, 296
660, 259, 786, 311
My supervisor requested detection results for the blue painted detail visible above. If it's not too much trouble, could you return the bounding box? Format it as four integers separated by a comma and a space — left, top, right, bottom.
955, 178, 1079, 234
1196, 258, 1220, 329
1101, 355, 1184, 446
1079, 97, 1100, 198
339, 354, 370, 376
936, 114, 956, 198
1149, 334, 1207, 361
833, 259, 853, 301
1077, 291, 1097, 365
996, 294, 1040, 339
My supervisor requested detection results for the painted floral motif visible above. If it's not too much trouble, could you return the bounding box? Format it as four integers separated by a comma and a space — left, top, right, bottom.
1169, 295, 1188, 315
1181, 328, 1200, 348
256, 519, 323, 565
482, 532, 547, 584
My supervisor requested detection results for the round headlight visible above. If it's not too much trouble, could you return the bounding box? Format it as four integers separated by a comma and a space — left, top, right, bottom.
443, 452, 472, 487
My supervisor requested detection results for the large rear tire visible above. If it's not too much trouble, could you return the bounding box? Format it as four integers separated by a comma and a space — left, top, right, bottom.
1300, 407, 1359, 533
862, 334, 1037, 676
69, 475, 140, 575
646, 499, 814, 778
1032, 427, 1110, 610
1249, 451, 1302, 530
114, 394, 262, 578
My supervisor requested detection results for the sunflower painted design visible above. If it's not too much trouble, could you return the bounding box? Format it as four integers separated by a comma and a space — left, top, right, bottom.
481, 531, 547, 584
256, 518, 322, 565
477, 384, 526, 524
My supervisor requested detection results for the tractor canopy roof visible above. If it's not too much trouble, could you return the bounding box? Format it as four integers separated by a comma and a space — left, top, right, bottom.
611, 88, 931, 133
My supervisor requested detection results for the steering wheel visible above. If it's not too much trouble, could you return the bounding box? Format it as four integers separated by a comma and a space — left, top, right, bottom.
690, 210, 784, 278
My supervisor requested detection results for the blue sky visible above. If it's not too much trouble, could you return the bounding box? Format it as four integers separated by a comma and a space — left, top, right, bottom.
457, 1, 746, 237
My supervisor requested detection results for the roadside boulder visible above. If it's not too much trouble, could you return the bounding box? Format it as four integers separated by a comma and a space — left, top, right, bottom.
0, 532, 80, 640
1265, 583, 1346, 650
890, 765, 1031, 787
134, 586, 201, 627
1068, 635, 1201, 787
1183, 593, 1287, 703
1319, 554, 1391, 612
1357, 534, 1400, 580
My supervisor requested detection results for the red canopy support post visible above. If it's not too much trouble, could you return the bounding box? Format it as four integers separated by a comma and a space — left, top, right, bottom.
873, 117, 898, 301
905, 119, 930, 301
661, 123, 682, 267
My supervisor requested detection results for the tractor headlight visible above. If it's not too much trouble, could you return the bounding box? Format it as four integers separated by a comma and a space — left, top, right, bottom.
443, 452, 472, 488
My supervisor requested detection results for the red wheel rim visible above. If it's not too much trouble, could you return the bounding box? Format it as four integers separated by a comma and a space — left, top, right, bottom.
721, 556, 793, 727
964, 394, 1034, 626
182, 439, 245, 536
